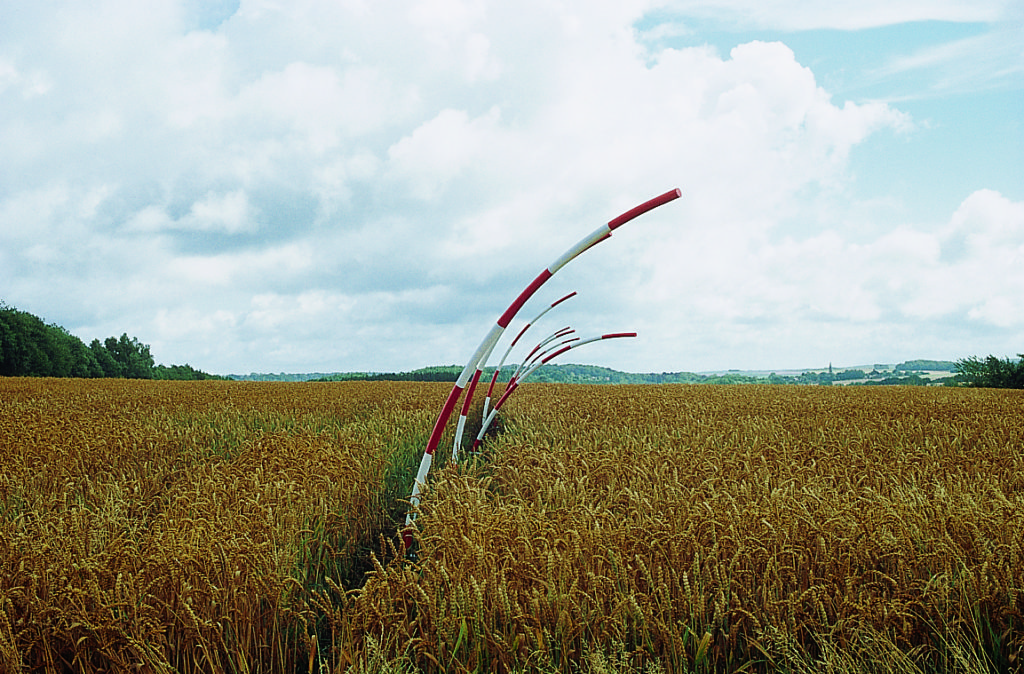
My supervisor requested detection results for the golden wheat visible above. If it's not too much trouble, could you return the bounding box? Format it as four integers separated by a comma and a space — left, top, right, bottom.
0, 378, 446, 673
354, 384, 1024, 673
2, 378, 1022, 673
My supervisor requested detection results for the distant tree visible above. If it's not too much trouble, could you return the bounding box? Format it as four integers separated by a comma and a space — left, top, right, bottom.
897, 359, 956, 372
0, 305, 102, 377
153, 363, 226, 380
102, 333, 155, 379
0, 303, 228, 380
0, 306, 50, 376
89, 339, 121, 377
701, 373, 762, 385
955, 354, 1024, 389
858, 374, 928, 386
51, 325, 104, 377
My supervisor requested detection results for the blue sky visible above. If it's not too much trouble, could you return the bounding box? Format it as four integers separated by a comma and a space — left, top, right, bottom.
641, 13, 1022, 222
1, 0, 1021, 374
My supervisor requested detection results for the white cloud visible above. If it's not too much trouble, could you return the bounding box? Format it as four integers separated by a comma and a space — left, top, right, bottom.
462, 33, 503, 82
651, 0, 1013, 30
125, 206, 174, 233
947, 188, 1024, 250
0, 0, 1020, 373
247, 290, 353, 333
0, 185, 71, 243
165, 242, 314, 287
0, 59, 52, 98
161, 31, 233, 128
870, 26, 1024, 98
619, 187, 1024, 369
183, 190, 253, 233
125, 191, 254, 234
0, 59, 17, 94
155, 306, 238, 342
234, 62, 399, 152
387, 107, 502, 200
409, 0, 489, 59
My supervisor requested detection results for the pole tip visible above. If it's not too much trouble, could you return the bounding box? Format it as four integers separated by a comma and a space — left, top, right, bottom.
401, 527, 415, 552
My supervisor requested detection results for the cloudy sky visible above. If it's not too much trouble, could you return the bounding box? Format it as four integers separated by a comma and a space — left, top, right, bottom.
2, 0, 1022, 375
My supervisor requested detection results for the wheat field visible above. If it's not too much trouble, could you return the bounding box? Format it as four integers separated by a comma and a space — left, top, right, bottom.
1, 378, 1021, 673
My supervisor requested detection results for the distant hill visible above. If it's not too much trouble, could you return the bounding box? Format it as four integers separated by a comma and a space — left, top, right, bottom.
302, 364, 706, 384
228, 372, 347, 382
241, 362, 958, 386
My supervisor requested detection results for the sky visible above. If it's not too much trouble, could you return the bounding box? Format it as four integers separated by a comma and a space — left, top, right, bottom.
1, 0, 1022, 375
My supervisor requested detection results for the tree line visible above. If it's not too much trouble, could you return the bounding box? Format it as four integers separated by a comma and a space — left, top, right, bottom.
313, 359, 1024, 388
954, 354, 1024, 389
315, 365, 497, 383
4, 301, 1021, 388
0, 304, 223, 380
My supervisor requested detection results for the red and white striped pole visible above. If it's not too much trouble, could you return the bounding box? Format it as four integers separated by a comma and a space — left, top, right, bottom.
455, 292, 576, 464
453, 325, 575, 464
403, 188, 681, 550
450, 367, 483, 464
481, 291, 577, 422
472, 332, 637, 451
506, 328, 576, 388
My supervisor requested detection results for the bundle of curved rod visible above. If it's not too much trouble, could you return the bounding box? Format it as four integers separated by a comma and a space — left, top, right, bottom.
468, 328, 638, 456
403, 188, 682, 550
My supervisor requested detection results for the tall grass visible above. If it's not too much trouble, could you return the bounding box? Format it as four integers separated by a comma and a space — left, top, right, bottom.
0, 378, 443, 672
353, 384, 1024, 673
1, 379, 1021, 672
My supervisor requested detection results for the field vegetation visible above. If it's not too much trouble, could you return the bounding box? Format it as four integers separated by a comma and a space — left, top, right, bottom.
1, 378, 1021, 673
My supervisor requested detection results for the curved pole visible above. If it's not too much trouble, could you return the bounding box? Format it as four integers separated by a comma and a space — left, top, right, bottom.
509, 329, 581, 383
458, 292, 575, 464
455, 326, 577, 467
454, 324, 575, 465
472, 332, 638, 451
481, 291, 577, 422
450, 368, 483, 465
507, 328, 576, 386
402, 188, 682, 550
